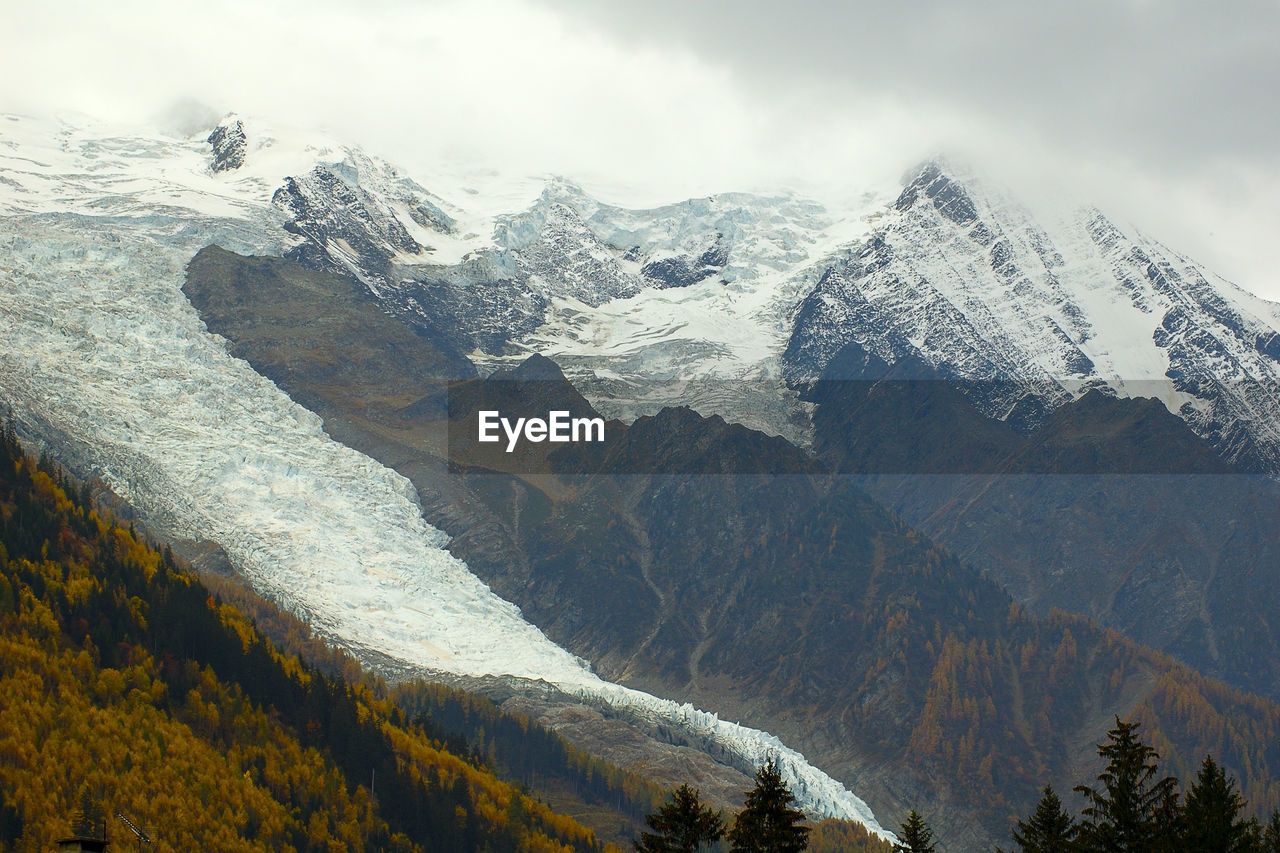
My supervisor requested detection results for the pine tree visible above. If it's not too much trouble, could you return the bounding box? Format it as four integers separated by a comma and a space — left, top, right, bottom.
1003, 786, 1077, 853
1263, 809, 1280, 853
1074, 717, 1179, 853
727, 759, 810, 853
0, 787, 23, 845
893, 810, 936, 853
635, 784, 726, 853
1180, 755, 1256, 852
72, 789, 106, 840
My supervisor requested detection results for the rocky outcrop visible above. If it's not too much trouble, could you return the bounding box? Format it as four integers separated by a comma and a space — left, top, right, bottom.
207, 117, 247, 172
641, 235, 728, 289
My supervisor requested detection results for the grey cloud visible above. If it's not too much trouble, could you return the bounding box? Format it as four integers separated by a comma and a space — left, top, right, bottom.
524, 0, 1280, 295
534, 0, 1280, 169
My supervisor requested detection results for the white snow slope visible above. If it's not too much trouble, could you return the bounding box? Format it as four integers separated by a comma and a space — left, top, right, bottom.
0, 112, 889, 834
782, 160, 1280, 466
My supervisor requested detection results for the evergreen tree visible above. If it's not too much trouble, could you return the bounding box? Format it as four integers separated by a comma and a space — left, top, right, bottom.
636, 784, 726, 853
1074, 717, 1179, 853
0, 788, 23, 845
727, 759, 810, 853
1259, 808, 1280, 853
893, 810, 936, 853
1180, 755, 1255, 853
1003, 786, 1077, 853
72, 789, 106, 840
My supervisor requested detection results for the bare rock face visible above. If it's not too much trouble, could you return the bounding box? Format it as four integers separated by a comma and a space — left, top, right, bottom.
207, 117, 247, 172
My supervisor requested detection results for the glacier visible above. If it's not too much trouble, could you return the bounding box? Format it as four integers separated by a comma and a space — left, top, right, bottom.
0, 113, 891, 834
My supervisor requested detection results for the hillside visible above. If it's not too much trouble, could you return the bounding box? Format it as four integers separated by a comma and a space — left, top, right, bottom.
806, 339, 1280, 699
0, 419, 653, 852
182, 247, 1280, 850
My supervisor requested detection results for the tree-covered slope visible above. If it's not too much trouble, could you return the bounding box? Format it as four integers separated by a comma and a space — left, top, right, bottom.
0, 420, 636, 852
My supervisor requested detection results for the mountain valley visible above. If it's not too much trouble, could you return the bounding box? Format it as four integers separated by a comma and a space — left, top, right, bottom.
4, 110, 1280, 849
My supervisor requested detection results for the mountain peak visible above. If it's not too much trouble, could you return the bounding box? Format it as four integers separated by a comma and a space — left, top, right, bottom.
507, 352, 569, 382
894, 157, 978, 225
539, 176, 592, 206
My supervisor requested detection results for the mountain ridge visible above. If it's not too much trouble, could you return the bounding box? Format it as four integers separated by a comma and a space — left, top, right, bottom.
179, 245, 1280, 851
6, 110, 1280, 849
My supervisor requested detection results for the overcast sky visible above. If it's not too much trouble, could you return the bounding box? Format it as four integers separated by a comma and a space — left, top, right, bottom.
4, 0, 1278, 296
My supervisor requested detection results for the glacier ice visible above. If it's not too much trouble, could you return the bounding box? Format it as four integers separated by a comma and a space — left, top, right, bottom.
0, 114, 891, 835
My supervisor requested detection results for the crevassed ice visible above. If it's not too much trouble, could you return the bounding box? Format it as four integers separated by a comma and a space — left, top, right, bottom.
0, 221, 592, 680
0, 218, 889, 836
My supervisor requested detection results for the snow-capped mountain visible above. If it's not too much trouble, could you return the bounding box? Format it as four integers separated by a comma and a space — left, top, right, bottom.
783, 161, 1280, 469
4, 106, 1280, 837
209, 113, 1280, 468
0, 112, 891, 832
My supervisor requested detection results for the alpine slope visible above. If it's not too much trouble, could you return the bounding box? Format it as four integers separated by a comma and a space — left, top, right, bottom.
0, 111, 889, 832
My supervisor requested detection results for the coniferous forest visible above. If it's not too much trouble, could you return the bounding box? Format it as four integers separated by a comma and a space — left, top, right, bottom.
0, 418, 646, 851
1, 415, 898, 852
